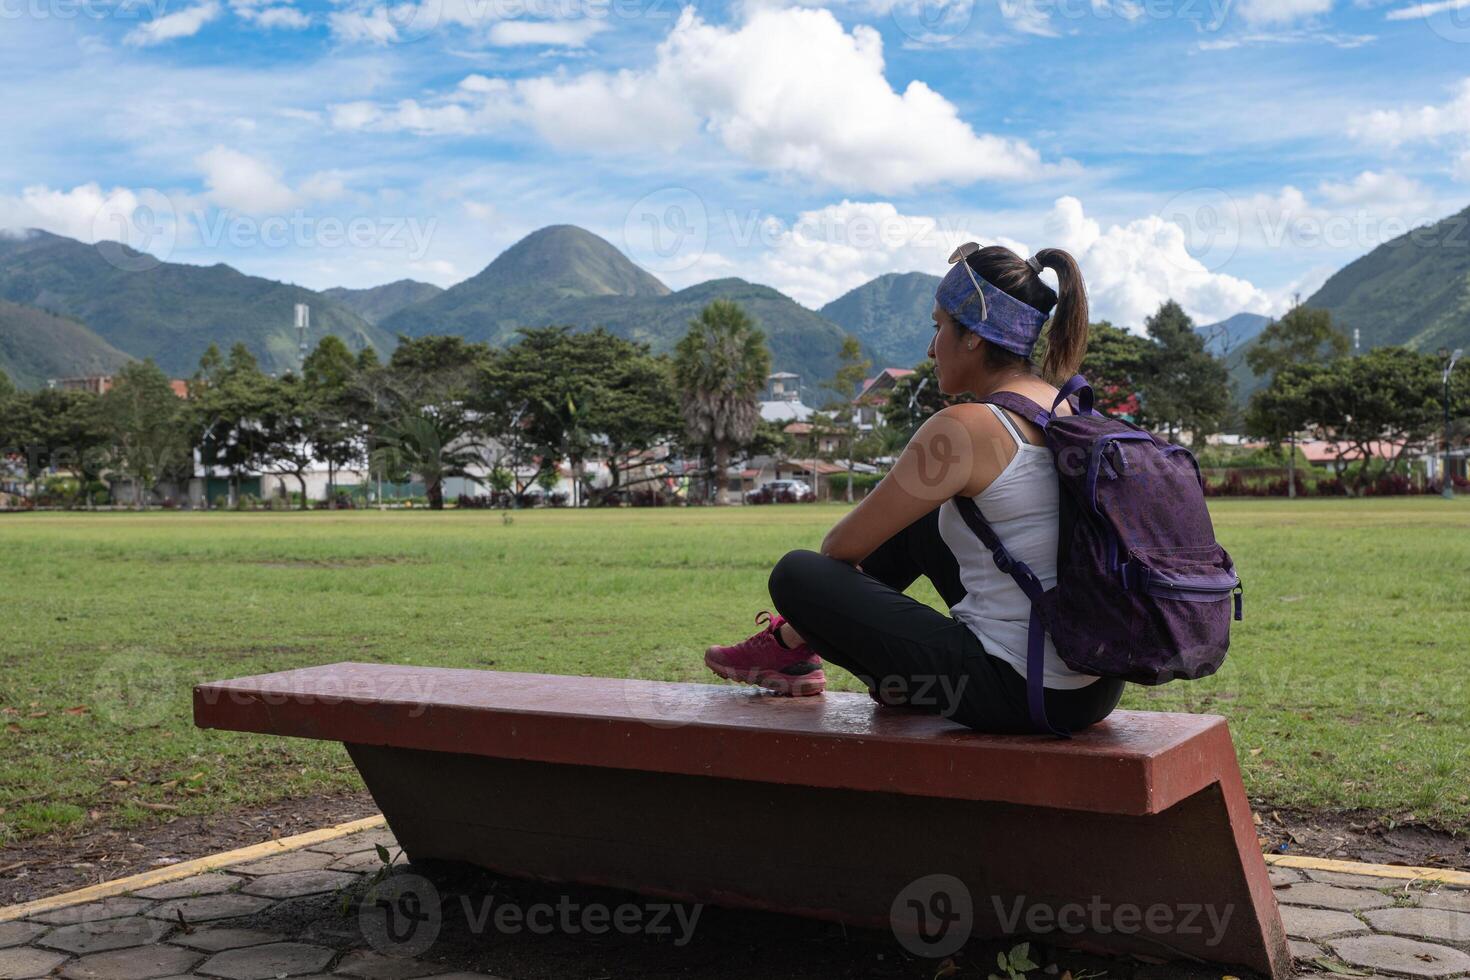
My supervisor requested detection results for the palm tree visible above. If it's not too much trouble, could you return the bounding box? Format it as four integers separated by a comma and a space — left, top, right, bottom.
673, 301, 772, 504
370, 411, 483, 510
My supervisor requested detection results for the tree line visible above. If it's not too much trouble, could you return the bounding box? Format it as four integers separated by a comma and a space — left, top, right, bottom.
2, 297, 1464, 507
0, 301, 789, 509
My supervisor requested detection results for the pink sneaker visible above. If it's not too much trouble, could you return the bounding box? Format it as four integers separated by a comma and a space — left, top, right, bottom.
704, 612, 825, 697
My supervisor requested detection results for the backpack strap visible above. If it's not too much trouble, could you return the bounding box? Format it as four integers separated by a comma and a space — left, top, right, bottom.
980, 391, 1050, 430
1053, 374, 1097, 416
951, 495, 1070, 738
979, 374, 1099, 430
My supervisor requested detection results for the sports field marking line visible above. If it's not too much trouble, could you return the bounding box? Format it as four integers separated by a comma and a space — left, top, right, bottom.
0, 814, 387, 924
4, 822, 1464, 923
1264, 853, 1470, 888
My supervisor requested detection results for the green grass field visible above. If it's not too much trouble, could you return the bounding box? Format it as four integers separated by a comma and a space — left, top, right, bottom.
2, 498, 1468, 845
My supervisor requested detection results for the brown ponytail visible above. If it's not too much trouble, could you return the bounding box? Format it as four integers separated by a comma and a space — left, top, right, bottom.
964, 244, 1091, 384
1033, 247, 1089, 383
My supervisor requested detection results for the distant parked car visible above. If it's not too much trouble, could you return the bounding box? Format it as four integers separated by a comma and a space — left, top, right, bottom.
746, 479, 815, 504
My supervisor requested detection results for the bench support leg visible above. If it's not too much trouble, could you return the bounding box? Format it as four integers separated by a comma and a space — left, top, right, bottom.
347, 743, 1288, 979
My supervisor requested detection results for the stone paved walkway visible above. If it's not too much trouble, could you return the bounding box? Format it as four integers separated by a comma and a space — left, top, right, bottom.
2, 825, 1468, 979
1273, 864, 1470, 978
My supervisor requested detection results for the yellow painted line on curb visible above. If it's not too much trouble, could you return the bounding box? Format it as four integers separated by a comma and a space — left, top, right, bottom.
0, 814, 387, 924
1265, 853, 1470, 888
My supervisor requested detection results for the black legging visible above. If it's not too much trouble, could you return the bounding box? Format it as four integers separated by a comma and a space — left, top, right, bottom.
768, 509, 1124, 735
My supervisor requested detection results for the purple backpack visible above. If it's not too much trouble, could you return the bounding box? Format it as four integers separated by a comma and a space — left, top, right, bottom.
952, 374, 1242, 736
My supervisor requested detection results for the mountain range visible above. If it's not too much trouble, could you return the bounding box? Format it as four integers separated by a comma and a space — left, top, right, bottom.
3, 204, 1469, 401
323, 280, 443, 325
0, 230, 390, 378
818, 271, 941, 370
0, 299, 131, 389
379, 225, 856, 387
1222, 202, 1470, 399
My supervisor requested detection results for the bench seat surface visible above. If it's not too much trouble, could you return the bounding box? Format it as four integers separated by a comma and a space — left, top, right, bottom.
195, 662, 1231, 816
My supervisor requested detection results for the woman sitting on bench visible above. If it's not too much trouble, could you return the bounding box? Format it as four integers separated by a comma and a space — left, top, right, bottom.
703, 243, 1125, 734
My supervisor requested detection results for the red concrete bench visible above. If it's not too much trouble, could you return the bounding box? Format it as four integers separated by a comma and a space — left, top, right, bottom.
194, 662, 1288, 978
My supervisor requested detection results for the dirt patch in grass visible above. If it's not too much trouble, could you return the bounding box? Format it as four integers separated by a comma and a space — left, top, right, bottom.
1257, 804, 1470, 869
245, 557, 427, 569
0, 790, 379, 906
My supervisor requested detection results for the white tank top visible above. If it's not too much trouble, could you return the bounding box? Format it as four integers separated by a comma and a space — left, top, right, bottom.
936, 403, 1099, 690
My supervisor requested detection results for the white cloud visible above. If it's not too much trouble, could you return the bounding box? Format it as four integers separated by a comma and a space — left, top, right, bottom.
237, 5, 312, 29
1350, 78, 1470, 146
656, 8, 1056, 191
329, 7, 1063, 193
326, 0, 517, 43
715, 196, 1283, 327
1196, 29, 1374, 50
749, 200, 1025, 308
997, 0, 1062, 36
196, 146, 299, 213
326, 6, 402, 43
124, 0, 223, 45
1234, 0, 1332, 25
1224, 171, 1441, 258
1386, 0, 1470, 19
1044, 196, 1276, 327
487, 19, 608, 46
1315, 170, 1431, 209
299, 171, 348, 201
0, 183, 181, 253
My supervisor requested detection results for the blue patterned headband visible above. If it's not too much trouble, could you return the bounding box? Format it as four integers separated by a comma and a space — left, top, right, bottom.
935, 244, 1050, 358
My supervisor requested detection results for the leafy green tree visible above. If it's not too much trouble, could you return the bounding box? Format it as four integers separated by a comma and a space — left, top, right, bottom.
672, 301, 772, 504
0, 368, 14, 404
588, 348, 681, 499
1141, 301, 1230, 444
748, 418, 794, 460
371, 411, 484, 510
1081, 321, 1154, 420
1246, 305, 1350, 378
252, 374, 317, 509
1245, 305, 1349, 496
825, 336, 871, 503
303, 336, 364, 503
1279, 347, 1448, 495
190, 343, 273, 505
2, 387, 110, 504
478, 327, 679, 505
882, 360, 942, 435
101, 360, 190, 508
375, 336, 495, 507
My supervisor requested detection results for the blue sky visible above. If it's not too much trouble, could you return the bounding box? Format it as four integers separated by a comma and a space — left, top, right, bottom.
3, 0, 1470, 329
